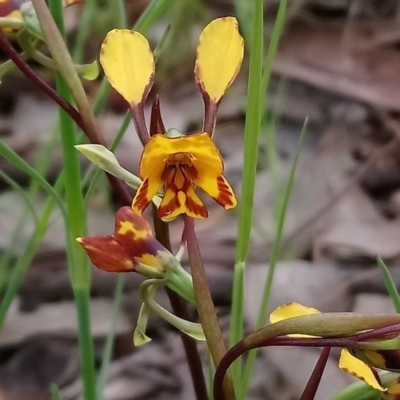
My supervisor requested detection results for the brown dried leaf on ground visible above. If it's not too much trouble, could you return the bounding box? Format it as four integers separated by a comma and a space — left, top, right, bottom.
0, 339, 79, 400
274, 18, 400, 110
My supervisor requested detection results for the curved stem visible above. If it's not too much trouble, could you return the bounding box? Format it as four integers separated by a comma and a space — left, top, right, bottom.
213, 314, 400, 400
139, 279, 205, 340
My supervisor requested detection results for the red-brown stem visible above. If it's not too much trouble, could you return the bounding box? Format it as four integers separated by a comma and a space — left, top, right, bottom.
184, 216, 236, 400
130, 103, 149, 146
213, 325, 400, 400
299, 347, 331, 400
152, 208, 208, 400
201, 94, 220, 136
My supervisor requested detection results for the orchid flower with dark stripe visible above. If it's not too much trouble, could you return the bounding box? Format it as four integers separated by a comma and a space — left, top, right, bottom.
99, 17, 244, 220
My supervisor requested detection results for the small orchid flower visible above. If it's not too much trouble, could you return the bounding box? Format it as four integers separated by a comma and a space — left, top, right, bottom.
99, 17, 244, 220
77, 206, 204, 343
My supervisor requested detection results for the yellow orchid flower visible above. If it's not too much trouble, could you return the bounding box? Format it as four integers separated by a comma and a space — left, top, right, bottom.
99, 17, 244, 219
132, 131, 237, 219
270, 302, 400, 398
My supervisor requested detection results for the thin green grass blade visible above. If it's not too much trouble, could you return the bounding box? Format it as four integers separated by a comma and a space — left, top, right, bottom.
51, 384, 62, 400
259, 0, 287, 106
73, 0, 98, 62
0, 140, 66, 216
239, 120, 307, 399
229, 0, 264, 387
27, 125, 59, 198
0, 171, 40, 294
0, 207, 38, 296
0, 170, 39, 224
377, 257, 400, 313
97, 275, 125, 400
0, 189, 59, 331
83, 113, 130, 206
47, 1, 95, 399
108, 0, 126, 28
233, 0, 254, 44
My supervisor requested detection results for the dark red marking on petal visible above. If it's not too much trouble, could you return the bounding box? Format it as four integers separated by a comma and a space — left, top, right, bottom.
132, 178, 151, 212
186, 192, 208, 218
214, 175, 236, 207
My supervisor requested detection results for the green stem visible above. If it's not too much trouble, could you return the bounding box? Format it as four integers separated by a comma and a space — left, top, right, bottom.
38, 1, 96, 399
230, 0, 264, 387
74, 289, 98, 400
97, 275, 125, 400
139, 279, 205, 341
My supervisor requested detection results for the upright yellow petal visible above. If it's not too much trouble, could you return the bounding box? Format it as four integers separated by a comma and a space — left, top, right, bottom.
195, 17, 244, 102
100, 29, 154, 105
270, 302, 320, 324
339, 349, 385, 392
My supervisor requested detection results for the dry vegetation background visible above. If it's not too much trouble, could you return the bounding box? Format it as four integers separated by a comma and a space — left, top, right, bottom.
2, 0, 400, 399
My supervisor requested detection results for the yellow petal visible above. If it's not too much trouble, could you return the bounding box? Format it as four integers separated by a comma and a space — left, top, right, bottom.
388, 382, 400, 395
184, 185, 208, 218
339, 349, 385, 392
139, 133, 223, 179
100, 29, 154, 105
132, 163, 164, 215
270, 302, 320, 324
194, 172, 236, 209
195, 17, 244, 102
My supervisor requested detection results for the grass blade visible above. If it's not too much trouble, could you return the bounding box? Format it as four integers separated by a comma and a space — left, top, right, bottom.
377, 256, 400, 313
0, 139, 66, 216
239, 119, 307, 399
97, 275, 125, 400
229, 0, 264, 386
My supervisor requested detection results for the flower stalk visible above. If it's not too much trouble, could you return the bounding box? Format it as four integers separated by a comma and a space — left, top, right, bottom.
184, 216, 236, 400
151, 210, 208, 400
